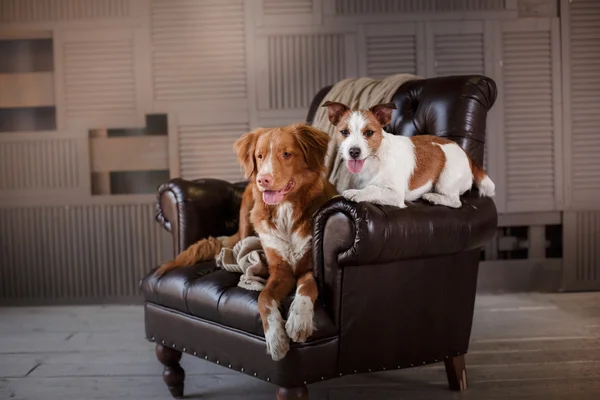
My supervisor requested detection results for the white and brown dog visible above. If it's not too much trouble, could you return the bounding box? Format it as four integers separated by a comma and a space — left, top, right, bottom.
322, 101, 495, 208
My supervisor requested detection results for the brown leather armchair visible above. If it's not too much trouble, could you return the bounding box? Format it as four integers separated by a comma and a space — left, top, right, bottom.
140, 75, 498, 399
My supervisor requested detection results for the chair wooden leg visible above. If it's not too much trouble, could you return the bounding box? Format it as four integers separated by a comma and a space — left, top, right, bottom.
156, 344, 185, 398
276, 386, 309, 400
444, 354, 468, 391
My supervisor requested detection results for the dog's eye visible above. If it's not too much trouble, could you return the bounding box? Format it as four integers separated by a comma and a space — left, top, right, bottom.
340, 129, 350, 137
257, 154, 263, 159
364, 130, 374, 137
282, 152, 291, 159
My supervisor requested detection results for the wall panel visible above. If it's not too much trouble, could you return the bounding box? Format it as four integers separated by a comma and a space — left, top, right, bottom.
258, 0, 320, 27
563, 0, 600, 208
62, 30, 138, 126
151, 0, 247, 103
179, 123, 248, 182
0, 139, 79, 190
259, 32, 351, 114
0, 203, 163, 303
500, 20, 560, 212
263, 0, 313, 15
0, 0, 130, 22
426, 21, 491, 177
333, 0, 507, 15
0, 0, 578, 302
428, 22, 486, 76
362, 24, 419, 78
563, 211, 600, 291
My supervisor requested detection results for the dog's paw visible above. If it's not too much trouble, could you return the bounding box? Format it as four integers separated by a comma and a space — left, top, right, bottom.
265, 321, 290, 361
285, 295, 315, 343
422, 193, 461, 208
342, 189, 368, 203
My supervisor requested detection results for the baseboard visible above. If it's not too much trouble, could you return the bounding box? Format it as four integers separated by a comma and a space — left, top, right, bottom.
476, 259, 563, 293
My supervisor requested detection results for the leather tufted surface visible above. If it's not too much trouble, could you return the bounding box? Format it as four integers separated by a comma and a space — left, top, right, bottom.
156, 178, 247, 253
140, 262, 337, 342
314, 192, 497, 269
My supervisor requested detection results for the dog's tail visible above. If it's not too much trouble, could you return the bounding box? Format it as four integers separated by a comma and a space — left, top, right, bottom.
154, 233, 240, 277
470, 160, 496, 197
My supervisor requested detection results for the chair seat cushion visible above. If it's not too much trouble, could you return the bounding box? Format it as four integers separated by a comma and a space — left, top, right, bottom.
140, 261, 337, 342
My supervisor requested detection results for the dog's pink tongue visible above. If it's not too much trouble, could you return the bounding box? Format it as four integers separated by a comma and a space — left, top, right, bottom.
263, 190, 285, 205
348, 159, 365, 174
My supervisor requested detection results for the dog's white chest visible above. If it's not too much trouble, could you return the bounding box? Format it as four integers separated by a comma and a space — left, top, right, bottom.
259, 202, 311, 267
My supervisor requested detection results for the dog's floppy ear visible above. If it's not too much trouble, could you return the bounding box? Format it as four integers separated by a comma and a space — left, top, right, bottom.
369, 102, 397, 126
234, 128, 262, 179
294, 125, 330, 174
321, 101, 350, 126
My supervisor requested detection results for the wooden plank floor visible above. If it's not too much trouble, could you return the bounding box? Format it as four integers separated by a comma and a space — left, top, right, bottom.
1, 293, 600, 399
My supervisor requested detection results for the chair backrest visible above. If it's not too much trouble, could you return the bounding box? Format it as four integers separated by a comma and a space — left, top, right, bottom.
306, 75, 497, 167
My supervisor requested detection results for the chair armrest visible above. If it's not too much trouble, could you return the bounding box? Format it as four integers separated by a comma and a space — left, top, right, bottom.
314, 193, 497, 269
312, 193, 496, 325
156, 178, 247, 254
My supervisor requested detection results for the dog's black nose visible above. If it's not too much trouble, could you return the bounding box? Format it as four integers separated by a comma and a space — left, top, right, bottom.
349, 147, 361, 159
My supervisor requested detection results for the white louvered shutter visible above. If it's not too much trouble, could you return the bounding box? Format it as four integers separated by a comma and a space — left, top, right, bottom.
333, 0, 507, 15
564, 0, 600, 208
426, 21, 491, 171
259, 33, 348, 112
151, 0, 247, 102
499, 19, 560, 213
62, 29, 138, 128
263, 0, 313, 15
178, 123, 247, 182
428, 22, 486, 77
0, 0, 130, 22
362, 24, 418, 79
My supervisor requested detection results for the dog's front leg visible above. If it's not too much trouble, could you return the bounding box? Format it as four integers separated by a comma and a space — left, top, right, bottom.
285, 251, 317, 343
257, 248, 295, 361
343, 185, 406, 208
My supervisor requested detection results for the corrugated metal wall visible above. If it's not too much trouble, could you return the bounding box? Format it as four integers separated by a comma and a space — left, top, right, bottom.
0, 204, 164, 304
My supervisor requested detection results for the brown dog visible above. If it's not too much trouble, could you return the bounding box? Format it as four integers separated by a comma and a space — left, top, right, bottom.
156, 124, 336, 360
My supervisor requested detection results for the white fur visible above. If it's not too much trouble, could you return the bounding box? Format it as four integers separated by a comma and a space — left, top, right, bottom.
339, 112, 369, 162
478, 175, 496, 197
339, 111, 494, 208
259, 202, 311, 268
406, 181, 433, 202
421, 143, 473, 208
258, 143, 274, 176
285, 284, 315, 343
263, 299, 289, 361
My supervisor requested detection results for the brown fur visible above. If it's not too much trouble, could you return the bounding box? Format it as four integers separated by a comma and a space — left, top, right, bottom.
322, 101, 350, 126
469, 157, 487, 184
361, 110, 385, 153
408, 135, 448, 190
153, 128, 264, 278
154, 236, 226, 276
369, 102, 396, 126
156, 123, 335, 353
235, 124, 336, 348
